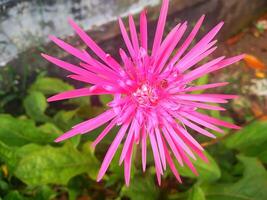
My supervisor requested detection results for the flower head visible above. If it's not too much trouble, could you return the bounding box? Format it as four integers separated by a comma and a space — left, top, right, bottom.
42, 0, 243, 186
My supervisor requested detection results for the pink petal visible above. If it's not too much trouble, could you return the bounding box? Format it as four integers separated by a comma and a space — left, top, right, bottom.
92, 118, 117, 147
149, 129, 163, 175
176, 115, 216, 138
152, 0, 169, 56
183, 82, 229, 92
68, 18, 121, 70
164, 120, 196, 160
191, 111, 241, 129
172, 99, 226, 111
177, 146, 198, 176
169, 15, 205, 66
97, 121, 130, 182
124, 136, 134, 186
140, 9, 148, 50
162, 127, 184, 166
178, 21, 224, 70
162, 136, 182, 183
55, 109, 115, 142
183, 56, 225, 82
47, 86, 110, 102
118, 18, 136, 59
155, 127, 166, 170
129, 15, 139, 54
156, 22, 187, 72
175, 94, 228, 103
180, 111, 224, 133
120, 120, 135, 164
142, 127, 147, 172
49, 35, 89, 63
177, 41, 217, 72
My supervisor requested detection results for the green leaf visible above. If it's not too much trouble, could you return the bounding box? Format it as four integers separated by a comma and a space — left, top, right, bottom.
3, 191, 27, 200
23, 92, 49, 122
99, 95, 113, 105
202, 156, 267, 200
225, 120, 267, 155
53, 110, 81, 131
0, 114, 58, 146
258, 148, 267, 164
120, 175, 159, 200
14, 143, 99, 185
0, 140, 16, 165
192, 74, 209, 94
37, 123, 62, 135
29, 77, 73, 95
34, 185, 57, 200
187, 185, 206, 200
175, 151, 221, 182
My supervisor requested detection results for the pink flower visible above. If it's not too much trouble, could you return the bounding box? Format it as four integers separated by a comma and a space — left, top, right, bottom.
42, 0, 243, 186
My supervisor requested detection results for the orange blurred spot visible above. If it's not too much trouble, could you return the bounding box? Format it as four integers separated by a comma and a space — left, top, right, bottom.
244, 54, 267, 70
255, 71, 266, 78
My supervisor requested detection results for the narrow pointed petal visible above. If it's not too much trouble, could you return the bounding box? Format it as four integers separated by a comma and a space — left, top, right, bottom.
175, 94, 228, 103
169, 15, 205, 66
68, 18, 121, 70
177, 100, 226, 111
92, 118, 117, 147
180, 111, 224, 133
164, 120, 196, 160
124, 136, 134, 186
118, 18, 136, 59
162, 127, 184, 166
177, 147, 198, 176
55, 109, 116, 142
156, 23, 187, 72
176, 115, 216, 138
149, 130, 163, 175
120, 120, 135, 164
191, 111, 241, 129
142, 127, 147, 172
47, 86, 111, 102
49, 35, 89, 63
140, 9, 148, 50
97, 121, 130, 182
183, 82, 229, 92
162, 136, 182, 183
155, 127, 166, 170
152, 0, 169, 56
129, 15, 139, 53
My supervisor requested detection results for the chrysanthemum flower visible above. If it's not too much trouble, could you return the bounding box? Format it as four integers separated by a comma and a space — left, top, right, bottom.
42, 0, 243, 186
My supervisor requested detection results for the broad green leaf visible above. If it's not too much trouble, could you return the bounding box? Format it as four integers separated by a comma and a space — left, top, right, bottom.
175, 151, 221, 182
29, 77, 73, 95
0, 141, 16, 165
120, 175, 159, 200
37, 123, 62, 135
14, 144, 99, 185
53, 110, 81, 131
34, 185, 57, 200
23, 91, 49, 122
225, 120, 267, 155
187, 185, 206, 200
202, 156, 267, 200
0, 115, 58, 146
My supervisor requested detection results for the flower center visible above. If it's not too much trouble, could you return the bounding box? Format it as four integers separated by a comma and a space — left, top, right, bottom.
132, 83, 159, 107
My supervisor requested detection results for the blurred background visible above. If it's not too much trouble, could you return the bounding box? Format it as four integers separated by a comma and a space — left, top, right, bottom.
0, 0, 267, 199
